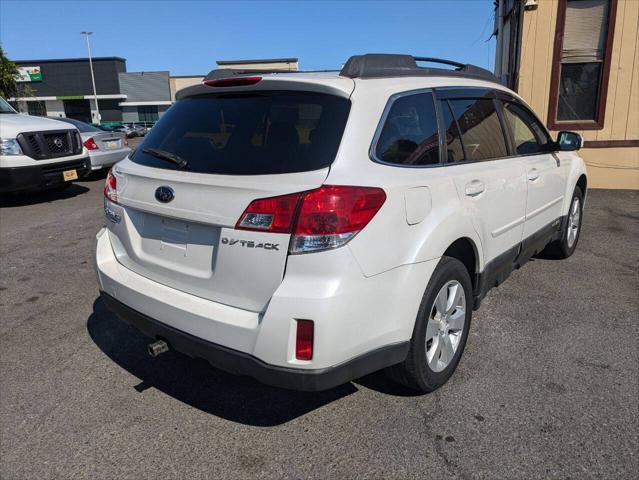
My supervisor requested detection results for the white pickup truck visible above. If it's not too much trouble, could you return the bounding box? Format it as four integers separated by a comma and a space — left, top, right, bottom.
0, 97, 90, 193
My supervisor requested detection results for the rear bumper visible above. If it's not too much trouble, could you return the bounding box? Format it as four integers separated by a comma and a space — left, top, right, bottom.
96, 226, 435, 390
89, 149, 130, 170
0, 157, 90, 193
101, 291, 408, 391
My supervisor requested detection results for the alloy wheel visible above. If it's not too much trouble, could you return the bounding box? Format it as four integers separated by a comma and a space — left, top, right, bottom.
567, 197, 580, 248
425, 280, 466, 373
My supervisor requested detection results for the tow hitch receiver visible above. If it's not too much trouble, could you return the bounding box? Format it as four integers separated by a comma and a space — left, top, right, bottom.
148, 339, 169, 357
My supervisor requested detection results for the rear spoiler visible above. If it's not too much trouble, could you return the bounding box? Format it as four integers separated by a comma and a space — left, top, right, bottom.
175, 71, 353, 101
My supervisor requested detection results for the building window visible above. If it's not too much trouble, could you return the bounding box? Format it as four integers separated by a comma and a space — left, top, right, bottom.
27, 101, 46, 117
138, 105, 159, 123
548, 0, 617, 130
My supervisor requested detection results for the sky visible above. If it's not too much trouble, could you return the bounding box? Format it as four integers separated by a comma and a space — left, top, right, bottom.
0, 0, 496, 75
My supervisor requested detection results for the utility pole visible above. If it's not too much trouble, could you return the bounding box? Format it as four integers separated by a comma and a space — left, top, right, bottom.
81, 31, 100, 124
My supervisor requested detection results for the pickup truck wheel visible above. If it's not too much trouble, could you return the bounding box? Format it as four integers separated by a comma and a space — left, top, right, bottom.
543, 186, 584, 259
386, 256, 472, 393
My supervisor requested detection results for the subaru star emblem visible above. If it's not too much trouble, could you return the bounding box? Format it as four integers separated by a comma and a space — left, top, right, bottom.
155, 186, 175, 203
53, 137, 63, 148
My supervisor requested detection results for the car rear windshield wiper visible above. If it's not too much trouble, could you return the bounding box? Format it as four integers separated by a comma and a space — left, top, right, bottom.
142, 148, 190, 170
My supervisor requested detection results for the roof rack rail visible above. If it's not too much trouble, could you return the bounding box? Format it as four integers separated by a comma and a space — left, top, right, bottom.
339, 54, 497, 82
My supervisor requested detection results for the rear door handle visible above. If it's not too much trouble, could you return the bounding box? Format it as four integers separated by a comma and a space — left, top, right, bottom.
528, 168, 540, 181
465, 180, 485, 197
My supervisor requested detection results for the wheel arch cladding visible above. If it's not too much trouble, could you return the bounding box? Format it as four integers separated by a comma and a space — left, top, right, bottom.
577, 174, 587, 195
443, 237, 478, 294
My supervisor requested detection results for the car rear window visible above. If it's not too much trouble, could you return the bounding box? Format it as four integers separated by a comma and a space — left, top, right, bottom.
131, 91, 351, 175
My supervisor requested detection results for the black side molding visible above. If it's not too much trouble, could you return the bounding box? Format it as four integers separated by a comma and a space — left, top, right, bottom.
100, 293, 410, 392
473, 216, 566, 309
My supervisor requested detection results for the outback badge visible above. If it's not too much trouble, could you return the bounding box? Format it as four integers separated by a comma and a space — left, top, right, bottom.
155, 186, 175, 203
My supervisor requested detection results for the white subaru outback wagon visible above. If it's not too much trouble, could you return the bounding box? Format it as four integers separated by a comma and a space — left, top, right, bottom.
96, 54, 587, 392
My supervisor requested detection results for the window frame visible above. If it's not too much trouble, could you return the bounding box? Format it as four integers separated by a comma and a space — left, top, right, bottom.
369, 88, 445, 169
435, 87, 514, 164
547, 0, 618, 130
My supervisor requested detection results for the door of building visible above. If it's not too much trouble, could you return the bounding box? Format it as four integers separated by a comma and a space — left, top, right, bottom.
63, 100, 92, 123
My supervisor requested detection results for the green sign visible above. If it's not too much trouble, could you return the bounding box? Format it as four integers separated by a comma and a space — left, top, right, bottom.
16, 66, 42, 82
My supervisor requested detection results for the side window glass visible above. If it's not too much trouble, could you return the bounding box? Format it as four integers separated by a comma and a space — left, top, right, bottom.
503, 102, 552, 155
375, 93, 440, 166
448, 98, 509, 161
440, 100, 465, 162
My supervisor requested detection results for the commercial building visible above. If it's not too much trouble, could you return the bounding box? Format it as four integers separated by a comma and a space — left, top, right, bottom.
168, 58, 299, 101
216, 57, 299, 71
118, 71, 172, 123
8, 58, 172, 125
494, 0, 639, 189
169, 75, 204, 102
10, 57, 126, 123
8, 56, 301, 124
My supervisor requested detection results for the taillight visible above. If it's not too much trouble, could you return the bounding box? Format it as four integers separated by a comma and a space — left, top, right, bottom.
236, 192, 303, 233
235, 185, 386, 254
123, 136, 129, 147
104, 169, 117, 203
83, 137, 99, 150
203, 76, 262, 87
295, 320, 314, 360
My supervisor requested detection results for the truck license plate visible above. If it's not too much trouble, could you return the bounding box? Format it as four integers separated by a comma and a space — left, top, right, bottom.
63, 169, 78, 181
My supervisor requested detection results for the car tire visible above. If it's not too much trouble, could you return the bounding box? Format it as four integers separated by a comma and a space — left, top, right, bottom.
386, 256, 473, 393
542, 186, 584, 259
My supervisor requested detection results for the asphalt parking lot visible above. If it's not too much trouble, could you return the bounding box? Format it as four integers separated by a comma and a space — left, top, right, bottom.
1, 178, 637, 479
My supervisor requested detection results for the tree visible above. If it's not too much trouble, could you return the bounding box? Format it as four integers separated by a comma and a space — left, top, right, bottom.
0, 46, 20, 99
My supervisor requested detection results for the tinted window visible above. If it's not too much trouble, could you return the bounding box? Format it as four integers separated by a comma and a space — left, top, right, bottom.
132, 92, 350, 175
439, 100, 465, 162
375, 93, 440, 166
502, 102, 552, 155
448, 98, 508, 161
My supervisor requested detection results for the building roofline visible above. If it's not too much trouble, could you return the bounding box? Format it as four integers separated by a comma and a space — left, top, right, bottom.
13, 57, 127, 64
170, 75, 205, 78
216, 58, 298, 65
119, 70, 170, 75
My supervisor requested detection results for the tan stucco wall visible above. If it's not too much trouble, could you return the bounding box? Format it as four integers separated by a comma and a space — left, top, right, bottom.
581, 147, 639, 189
515, 0, 639, 189
169, 76, 204, 101
217, 61, 299, 71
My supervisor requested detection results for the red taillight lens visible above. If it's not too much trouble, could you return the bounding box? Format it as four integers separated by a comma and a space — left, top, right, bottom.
235, 185, 386, 253
295, 320, 314, 360
294, 185, 387, 235
203, 76, 262, 88
104, 169, 117, 203
83, 137, 99, 150
236, 192, 303, 233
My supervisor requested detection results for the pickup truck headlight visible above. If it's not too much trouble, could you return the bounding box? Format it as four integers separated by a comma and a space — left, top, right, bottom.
0, 138, 23, 155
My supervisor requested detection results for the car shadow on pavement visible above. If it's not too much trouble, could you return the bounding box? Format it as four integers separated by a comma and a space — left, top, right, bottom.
0, 183, 90, 208
87, 297, 357, 426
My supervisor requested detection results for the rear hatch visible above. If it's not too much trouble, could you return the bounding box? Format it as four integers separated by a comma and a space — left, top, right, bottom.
106, 85, 351, 312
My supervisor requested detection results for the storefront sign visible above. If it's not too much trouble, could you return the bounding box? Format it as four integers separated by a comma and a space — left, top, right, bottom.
16, 66, 42, 82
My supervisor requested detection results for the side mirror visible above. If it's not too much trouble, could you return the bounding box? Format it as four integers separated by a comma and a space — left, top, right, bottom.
556, 131, 583, 151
